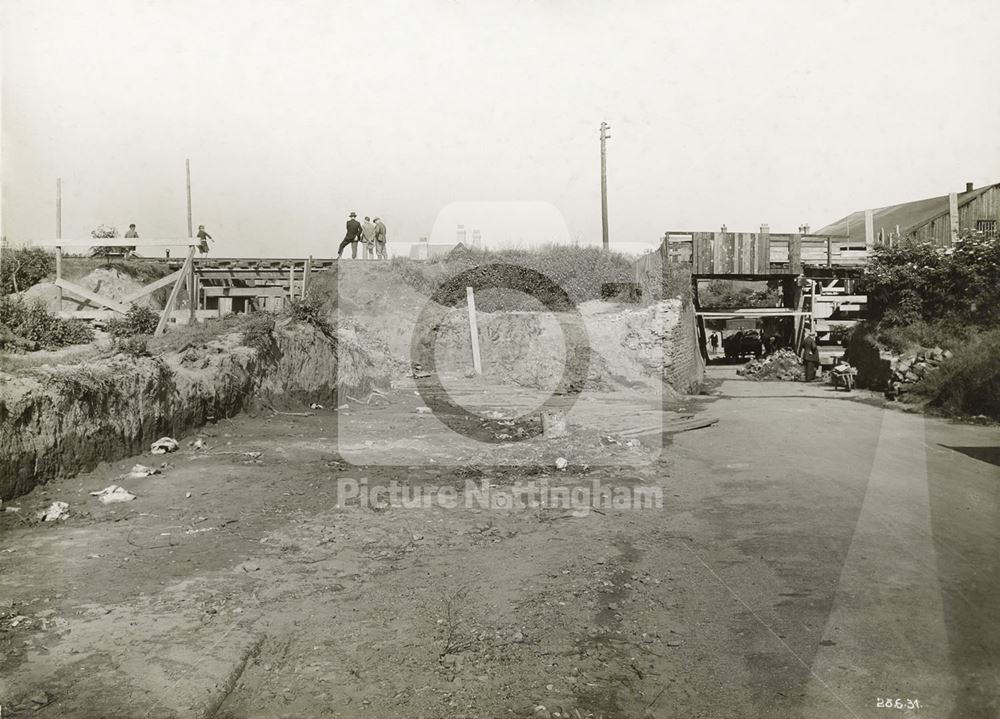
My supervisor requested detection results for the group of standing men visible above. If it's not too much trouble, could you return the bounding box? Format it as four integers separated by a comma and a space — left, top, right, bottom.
337, 212, 387, 260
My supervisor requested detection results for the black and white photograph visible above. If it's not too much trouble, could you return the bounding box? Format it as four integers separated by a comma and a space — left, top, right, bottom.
1, 1, 998, 717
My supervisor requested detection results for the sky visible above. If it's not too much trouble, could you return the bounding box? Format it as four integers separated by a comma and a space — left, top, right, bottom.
3, 0, 1000, 257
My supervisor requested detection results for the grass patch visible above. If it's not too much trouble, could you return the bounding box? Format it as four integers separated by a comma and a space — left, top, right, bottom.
0, 296, 94, 349
388, 245, 645, 310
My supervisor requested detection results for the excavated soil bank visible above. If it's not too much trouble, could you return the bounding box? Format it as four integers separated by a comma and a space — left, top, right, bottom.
0, 318, 390, 500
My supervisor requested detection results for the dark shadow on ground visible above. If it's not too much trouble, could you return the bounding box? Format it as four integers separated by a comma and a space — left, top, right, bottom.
941, 445, 1000, 468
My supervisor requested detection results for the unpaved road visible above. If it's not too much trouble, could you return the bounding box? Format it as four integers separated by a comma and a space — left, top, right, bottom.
1, 368, 998, 718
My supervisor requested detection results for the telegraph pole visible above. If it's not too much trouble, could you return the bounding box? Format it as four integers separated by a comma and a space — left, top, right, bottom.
600, 122, 611, 250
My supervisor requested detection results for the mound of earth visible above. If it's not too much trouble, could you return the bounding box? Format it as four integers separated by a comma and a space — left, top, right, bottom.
22, 268, 163, 311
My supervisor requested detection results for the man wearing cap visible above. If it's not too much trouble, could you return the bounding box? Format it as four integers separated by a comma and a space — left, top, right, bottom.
337, 212, 363, 259
800, 330, 821, 381
373, 217, 387, 259
360, 216, 376, 260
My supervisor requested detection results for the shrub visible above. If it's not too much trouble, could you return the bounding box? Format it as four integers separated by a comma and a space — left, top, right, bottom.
241, 313, 276, 356
910, 328, 1000, 419
89, 224, 121, 258
864, 232, 1000, 328
106, 305, 160, 337
1, 247, 53, 295
112, 335, 149, 357
288, 292, 333, 337
0, 296, 94, 349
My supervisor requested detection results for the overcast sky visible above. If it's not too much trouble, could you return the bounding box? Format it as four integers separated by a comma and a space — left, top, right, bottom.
3, 0, 999, 256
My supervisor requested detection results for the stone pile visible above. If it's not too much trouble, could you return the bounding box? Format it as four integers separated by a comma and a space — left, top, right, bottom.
737, 349, 804, 381
885, 346, 952, 400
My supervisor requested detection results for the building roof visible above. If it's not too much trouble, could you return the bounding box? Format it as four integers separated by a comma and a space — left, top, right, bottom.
815, 183, 1000, 244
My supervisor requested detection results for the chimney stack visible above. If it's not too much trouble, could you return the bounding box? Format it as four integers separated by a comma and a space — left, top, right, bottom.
966, 182, 974, 193
760, 223, 769, 234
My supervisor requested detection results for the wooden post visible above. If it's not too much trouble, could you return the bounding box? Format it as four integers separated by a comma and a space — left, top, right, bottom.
826, 236, 832, 267
188, 256, 196, 323
56, 178, 63, 311
303, 256, 312, 300
466, 286, 482, 375
55, 247, 63, 312
185, 160, 193, 239
288, 265, 295, 301
864, 209, 875, 253
155, 246, 195, 336
948, 192, 959, 243
789, 233, 802, 274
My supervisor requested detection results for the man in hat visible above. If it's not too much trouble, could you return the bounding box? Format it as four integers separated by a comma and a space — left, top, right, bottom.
373, 217, 387, 259
800, 330, 821, 381
337, 212, 363, 259
360, 216, 376, 260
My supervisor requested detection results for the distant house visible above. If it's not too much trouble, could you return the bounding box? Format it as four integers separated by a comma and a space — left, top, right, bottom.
816, 181, 1000, 247
408, 240, 468, 260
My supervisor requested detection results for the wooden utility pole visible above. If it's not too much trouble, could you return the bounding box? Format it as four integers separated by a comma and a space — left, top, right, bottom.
600, 122, 611, 250
56, 178, 63, 311
185, 159, 193, 238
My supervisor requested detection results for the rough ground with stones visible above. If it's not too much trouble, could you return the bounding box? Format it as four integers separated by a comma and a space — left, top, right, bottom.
1, 364, 998, 719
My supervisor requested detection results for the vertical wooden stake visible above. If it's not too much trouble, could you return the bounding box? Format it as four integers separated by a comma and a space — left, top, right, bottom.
56, 178, 63, 311
289, 265, 295, 301
864, 208, 875, 254
948, 192, 959, 244
55, 247, 63, 313
188, 256, 196, 323
466, 286, 482, 375
303, 256, 312, 300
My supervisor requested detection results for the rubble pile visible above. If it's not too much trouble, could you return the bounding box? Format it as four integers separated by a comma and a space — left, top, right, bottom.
737, 349, 804, 381
885, 346, 952, 400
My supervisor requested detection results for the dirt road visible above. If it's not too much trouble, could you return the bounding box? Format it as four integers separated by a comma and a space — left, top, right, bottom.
1, 368, 997, 718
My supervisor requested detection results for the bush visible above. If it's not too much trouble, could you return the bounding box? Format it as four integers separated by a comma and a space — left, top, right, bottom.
112, 335, 149, 357
0, 296, 94, 349
911, 328, 1000, 419
288, 292, 333, 337
241, 313, 276, 356
1, 247, 53, 295
864, 232, 1000, 328
105, 305, 160, 337
874, 319, 973, 355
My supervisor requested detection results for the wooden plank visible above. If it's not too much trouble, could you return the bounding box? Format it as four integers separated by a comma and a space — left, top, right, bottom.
58, 309, 219, 321
121, 270, 183, 303
789, 234, 802, 273
202, 286, 289, 297
154, 248, 195, 336
55, 278, 129, 313
37, 238, 200, 248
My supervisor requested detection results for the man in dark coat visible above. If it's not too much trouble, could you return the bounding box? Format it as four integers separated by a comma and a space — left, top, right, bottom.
337, 212, 363, 259
801, 331, 821, 381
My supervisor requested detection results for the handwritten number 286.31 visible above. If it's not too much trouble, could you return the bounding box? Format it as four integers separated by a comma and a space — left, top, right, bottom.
877, 698, 921, 709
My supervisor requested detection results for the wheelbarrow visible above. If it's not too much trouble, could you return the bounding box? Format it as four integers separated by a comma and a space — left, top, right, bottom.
830, 366, 857, 391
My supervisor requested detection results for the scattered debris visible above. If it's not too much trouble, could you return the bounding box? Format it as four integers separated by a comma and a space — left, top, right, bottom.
90, 485, 137, 505
151, 437, 179, 455
122, 464, 160, 479
336, 404, 350, 411
310, 403, 324, 410
415, 406, 432, 415
737, 350, 804, 381
192, 438, 206, 451
38, 501, 70, 522
186, 492, 193, 499
555, 457, 568, 470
